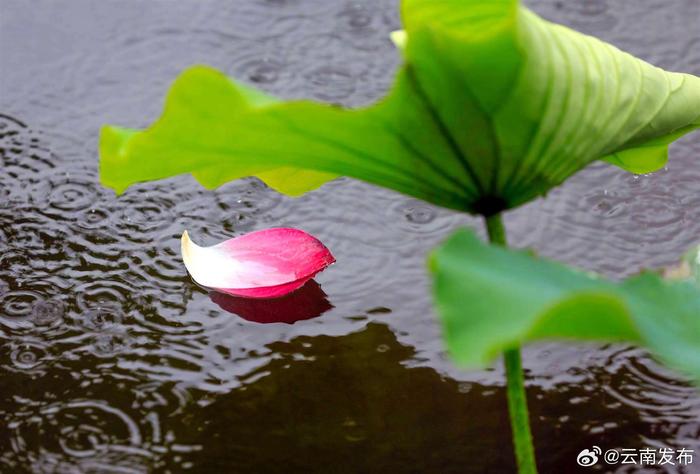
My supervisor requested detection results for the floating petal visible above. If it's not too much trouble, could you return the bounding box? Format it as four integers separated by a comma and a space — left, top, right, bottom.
181, 228, 335, 298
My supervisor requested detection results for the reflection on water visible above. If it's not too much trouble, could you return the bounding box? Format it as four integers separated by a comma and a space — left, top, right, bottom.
209, 280, 333, 324
1, 0, 700, 472
189, 323, 514, 474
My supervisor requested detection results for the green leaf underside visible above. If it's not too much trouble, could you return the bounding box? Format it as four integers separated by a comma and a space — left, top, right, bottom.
100, 0, 700, 214
431, 229, 700, 382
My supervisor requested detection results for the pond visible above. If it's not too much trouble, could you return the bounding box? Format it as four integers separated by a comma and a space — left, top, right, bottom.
1, 0, 699, 472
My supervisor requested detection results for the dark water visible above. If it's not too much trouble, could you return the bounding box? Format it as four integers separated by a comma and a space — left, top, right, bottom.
1, 0, 699, 473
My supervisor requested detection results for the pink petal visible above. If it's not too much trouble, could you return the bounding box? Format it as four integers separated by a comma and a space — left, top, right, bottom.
224, 278, 312, 299
181, 228, 335, 298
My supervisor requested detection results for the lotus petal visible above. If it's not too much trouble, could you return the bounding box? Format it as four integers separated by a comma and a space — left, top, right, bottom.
181, 228, 335, 298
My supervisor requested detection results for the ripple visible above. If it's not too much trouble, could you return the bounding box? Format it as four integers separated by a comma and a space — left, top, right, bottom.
74, 280, 133, 313
216, 177, 283, 215
81, 307, 125, 331
336, 3, 374, 32
304, 65, 357, 101
48, 180, 99, 213
4, 340, 50, 372
575, 186, 688, 246
118, 191, 176, 238
598, 346, 700, 423
332, 3, 391, 51
0, 210, 66, 263
388, 199, 464, 236
75, 206, 112, 230
0, 290, 42, 319
27, 168, 102, 220
201, 1, 323, 40
133, 382, 191, 417
32, 299, 65, 327
90, 333, 132, 358
0, 128, 56, 205
539, 163, 699, 276
1, 288, 67, 333
286, 33, 373, 104
175, 179, 280, 242
227, 48, 292, 88
628, 194, 685, 232
0, 114, 27, 138
7, 399, 155, 472
394, 200, 437, 225
581, 190, 627, 218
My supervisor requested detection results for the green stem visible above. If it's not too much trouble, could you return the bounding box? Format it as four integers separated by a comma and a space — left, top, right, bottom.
485, 214, 538, 474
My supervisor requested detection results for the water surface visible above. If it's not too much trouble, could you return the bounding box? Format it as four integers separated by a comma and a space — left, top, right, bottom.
1, 0, 699, 472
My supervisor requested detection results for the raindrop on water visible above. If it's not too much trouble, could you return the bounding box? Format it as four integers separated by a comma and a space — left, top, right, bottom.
32, 299, 65, 326
10, 342, 48, 370
82, 307, 124, 331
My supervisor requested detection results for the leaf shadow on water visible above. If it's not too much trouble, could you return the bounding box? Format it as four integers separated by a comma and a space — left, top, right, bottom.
208, 280, 334, 324
183, 324, 697, 474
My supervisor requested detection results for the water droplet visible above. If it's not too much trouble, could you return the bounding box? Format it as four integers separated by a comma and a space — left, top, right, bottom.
47, 179, 99, 213
32, 299, 65, 326
77, 207, 110, 229
82, 307, 123, 330
1, 290, 41, 318
91, 333, 130, 357
10, 342, 48, 370
305, 66, 356, 101
336, 4, 373, 31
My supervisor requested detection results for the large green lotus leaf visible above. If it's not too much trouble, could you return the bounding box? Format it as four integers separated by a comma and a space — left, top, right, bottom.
100, 0, 700, 214
430, 229, 700, 382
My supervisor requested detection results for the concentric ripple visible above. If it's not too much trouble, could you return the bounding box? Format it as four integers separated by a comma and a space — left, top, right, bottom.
599, 347, 700, 423
388, 198, 467, 237
75, 206, 112, 230
116, 188, 177, 240
74, 280, 134, 313
31, 299, 65, 327
1, 289, 67, 335
6, 399, 155, 472
47, 179, 99, 214
3, 340, 51, 373
0, 290, 43, 324
28, 167, 103, 220
226, 45, 294, 95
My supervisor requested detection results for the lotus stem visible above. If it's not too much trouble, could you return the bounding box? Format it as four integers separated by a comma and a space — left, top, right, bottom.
485, 214, 538, 474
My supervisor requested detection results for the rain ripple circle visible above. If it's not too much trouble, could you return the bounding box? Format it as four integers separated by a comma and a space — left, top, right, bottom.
8, 399, 156, 472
